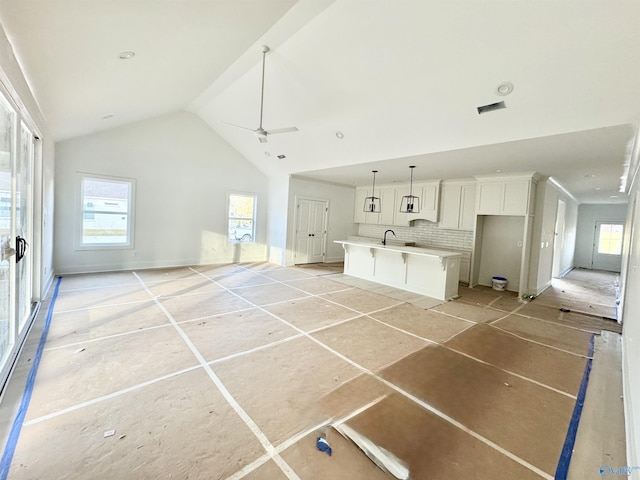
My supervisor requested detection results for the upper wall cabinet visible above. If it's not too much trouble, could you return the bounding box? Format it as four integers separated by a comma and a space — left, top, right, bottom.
439, 181, 476, 230
354, 181, 440, 225
475, 173, 538, 216
393, 181, 440, 225
354, 186, 396, 225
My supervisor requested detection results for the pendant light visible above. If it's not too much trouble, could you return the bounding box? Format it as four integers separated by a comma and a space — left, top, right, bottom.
363, 170, 381, 213
399, 165, 420, 213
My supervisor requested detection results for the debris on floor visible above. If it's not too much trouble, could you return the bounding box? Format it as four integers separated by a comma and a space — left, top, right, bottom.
335, 423, 409, 480
316, 436, 332, 456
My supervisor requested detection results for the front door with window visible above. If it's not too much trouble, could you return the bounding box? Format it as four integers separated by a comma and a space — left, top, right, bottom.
592, 221, 624, 272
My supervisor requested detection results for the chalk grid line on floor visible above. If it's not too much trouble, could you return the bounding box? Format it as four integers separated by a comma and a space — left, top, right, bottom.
0, 263, 602, 479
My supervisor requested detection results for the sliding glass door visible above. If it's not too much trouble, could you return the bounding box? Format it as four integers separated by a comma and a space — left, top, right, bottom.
17, 122, 34, 330
0, 95, 15, 368
0, 91, 36, 379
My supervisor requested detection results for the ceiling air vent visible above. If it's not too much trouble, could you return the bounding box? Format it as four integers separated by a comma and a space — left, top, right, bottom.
477, 101, 506, 115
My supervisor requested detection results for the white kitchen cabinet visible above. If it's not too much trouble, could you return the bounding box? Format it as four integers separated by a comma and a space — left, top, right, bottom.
458, 253, 471, 284
336, 240, 461, 301
378, 187, 396, 225
475, 174, 537, 216
439, 182, 476, 230
393, 181, 440, 225
354, 186, 396, 225
354, 187, 377, 224
460, 185, 476, 229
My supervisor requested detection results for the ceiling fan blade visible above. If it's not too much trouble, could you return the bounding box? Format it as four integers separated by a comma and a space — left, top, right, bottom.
266, 127, 299, 135
217, 120, 255, 133
221, 46, 298, 144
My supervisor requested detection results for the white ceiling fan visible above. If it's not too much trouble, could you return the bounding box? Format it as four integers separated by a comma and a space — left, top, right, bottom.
219, 45, 298, 144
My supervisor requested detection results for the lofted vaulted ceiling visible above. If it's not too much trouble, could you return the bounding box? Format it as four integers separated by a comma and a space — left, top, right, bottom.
1, 0, 639, 203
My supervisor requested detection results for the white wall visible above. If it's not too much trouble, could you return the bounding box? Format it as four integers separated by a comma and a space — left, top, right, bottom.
267, 173, 290, 265
54, 111, 270, 274
477, 215, 525, 291
528, 179, 578, 294
574, 203, 628, 270
285, 176, 356, 265
621, 167, 640, 479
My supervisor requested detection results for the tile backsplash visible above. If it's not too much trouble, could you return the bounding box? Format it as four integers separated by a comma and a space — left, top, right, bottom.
358, 221, 473, 251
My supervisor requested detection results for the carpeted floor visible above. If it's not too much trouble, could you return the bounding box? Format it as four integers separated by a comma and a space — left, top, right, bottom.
0, 263, 624, 479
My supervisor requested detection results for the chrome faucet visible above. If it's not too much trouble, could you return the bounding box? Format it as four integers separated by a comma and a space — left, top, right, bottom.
382, 229, 396, 245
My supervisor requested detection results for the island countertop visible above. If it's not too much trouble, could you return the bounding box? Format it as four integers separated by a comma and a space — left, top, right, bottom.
334, 240, 462, 300
333, 240, 462, 258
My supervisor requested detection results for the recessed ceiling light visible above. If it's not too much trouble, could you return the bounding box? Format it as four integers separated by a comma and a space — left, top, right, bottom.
264, 152, 271, 157
277, 154, 286, 159
119, 51, 135, 60
102, 114, 114, 120
336, 131, 344, 139
610, 195, 619, 198
495, 82, 513, 96
584, 174, 596, 178
595, 187, 601, 190
495, 169, 502, 173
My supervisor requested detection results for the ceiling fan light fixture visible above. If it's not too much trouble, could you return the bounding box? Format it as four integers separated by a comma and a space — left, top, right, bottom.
399, 166, 420, 213
363, 170, 381, 213
218, 45, 298, 144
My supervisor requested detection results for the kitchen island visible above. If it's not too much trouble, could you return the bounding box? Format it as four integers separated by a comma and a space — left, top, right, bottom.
334, 240, 462, 301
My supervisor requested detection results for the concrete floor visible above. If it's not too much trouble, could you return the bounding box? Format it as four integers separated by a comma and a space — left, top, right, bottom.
0, 263, 625, 479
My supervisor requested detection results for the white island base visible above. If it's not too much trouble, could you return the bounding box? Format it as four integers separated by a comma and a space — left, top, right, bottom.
335, 241, 461, 301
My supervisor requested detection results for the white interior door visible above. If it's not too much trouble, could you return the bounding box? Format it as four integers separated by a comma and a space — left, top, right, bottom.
294, 198, 327, 264
592, 221, 624, 272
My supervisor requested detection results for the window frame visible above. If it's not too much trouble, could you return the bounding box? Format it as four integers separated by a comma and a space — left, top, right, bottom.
76, 173, 136, 250
227, 192, 257, 244
596, 222, 624, 256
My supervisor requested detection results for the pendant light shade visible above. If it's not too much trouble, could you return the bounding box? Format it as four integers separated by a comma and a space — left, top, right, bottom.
363, 170, 381, 213
399, 165, 420, 213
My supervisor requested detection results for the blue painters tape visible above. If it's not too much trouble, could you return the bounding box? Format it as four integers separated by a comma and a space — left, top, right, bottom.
0, 276, 62, 479
554, 333, 595, 480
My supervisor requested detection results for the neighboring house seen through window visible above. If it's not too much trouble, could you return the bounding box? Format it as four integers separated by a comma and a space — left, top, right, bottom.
80, 175, 134, 247
228, 194, 256, 243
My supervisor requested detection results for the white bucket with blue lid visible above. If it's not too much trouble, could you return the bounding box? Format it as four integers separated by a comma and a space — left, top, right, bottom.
491, 276, 507, 291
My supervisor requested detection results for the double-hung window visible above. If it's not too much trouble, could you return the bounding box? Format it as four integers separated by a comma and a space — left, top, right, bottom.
79, 175, 135, 247
597, 223, 623, 255
228, 194, 256, 243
